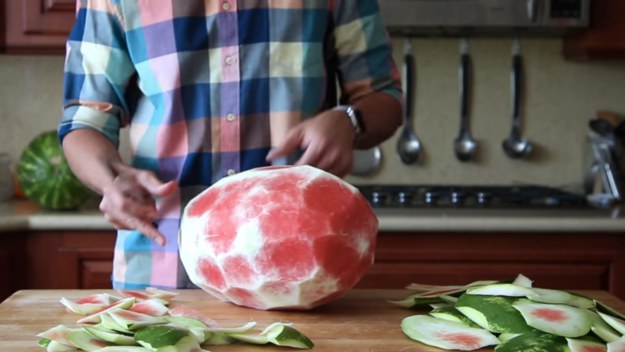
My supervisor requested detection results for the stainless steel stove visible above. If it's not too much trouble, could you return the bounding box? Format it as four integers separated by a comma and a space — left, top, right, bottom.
356, 185, 590, 209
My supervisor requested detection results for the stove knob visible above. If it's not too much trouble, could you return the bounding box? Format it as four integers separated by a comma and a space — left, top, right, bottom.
397, 191, 413, 205
450, 191, 465, 206
423, 191, 439, 205
371, 191, 391, 205
476, 192, 492, 206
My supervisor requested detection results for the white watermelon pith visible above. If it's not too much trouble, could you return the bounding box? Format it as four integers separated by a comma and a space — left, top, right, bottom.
179, 165, 378, 310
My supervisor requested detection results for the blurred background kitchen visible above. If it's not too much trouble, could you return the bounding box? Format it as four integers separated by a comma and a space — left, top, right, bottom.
3, 0, 625, 303
1, 0, 624, 191
2, 43, 624, 189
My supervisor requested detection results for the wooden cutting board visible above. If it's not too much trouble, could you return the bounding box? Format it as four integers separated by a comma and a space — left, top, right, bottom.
1, 289, 623, 351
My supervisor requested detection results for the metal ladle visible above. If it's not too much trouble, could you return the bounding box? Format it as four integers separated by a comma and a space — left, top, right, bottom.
454, 38, 478, 162
396, 40, 422, 164
502, 38, 533, 158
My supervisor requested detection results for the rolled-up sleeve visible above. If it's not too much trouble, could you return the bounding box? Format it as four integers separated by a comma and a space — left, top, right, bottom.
59, 0, 135, 148
331, 0, 402, 103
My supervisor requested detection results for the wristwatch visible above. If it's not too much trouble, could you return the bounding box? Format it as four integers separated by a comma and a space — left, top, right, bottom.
333, 105, 365, 136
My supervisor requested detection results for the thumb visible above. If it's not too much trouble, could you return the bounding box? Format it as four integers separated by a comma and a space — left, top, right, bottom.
152, 180, 178, 197
138, 173, 178, 197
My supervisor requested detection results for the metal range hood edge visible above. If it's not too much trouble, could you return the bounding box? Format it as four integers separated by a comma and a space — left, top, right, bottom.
378, 0, 591, 38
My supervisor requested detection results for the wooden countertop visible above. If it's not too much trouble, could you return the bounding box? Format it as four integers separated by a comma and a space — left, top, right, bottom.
1, 289, 624, 351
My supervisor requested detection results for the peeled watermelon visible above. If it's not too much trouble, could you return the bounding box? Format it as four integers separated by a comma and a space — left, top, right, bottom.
179, 165, 378, 310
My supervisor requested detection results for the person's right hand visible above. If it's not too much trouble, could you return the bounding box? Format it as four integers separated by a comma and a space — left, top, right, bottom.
99, 164, 177, 246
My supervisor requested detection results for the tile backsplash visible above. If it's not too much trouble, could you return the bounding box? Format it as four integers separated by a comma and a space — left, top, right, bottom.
1, 38, 625, 191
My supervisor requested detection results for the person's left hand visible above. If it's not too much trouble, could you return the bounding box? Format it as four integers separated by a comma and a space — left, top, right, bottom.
266, 109, 356, 177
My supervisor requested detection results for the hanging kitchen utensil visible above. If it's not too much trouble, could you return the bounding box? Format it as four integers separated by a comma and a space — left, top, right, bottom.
454, 38, 478, 162
350, 146, 383, 176
396, 39, 422, 164
502, 38, 533, 158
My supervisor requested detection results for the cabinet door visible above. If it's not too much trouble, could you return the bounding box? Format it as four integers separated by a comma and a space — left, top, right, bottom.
27, 230, 116, 289
0, 235, 27, 302
4, 0, 75, 54
563, 0, 625, 60
57, 247, 114, 289
356, 231, 625, 300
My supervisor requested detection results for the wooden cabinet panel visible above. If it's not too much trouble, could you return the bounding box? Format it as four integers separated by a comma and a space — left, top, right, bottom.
57, 247, 114, 289
563, 0, 625, 60
81, 261, 114, 289
27, 230, 116, 289
3, 227, 623, 301
0, 236, 27, 302
358, 262, 610, 291
4, 0, 75, 54
356, 231, 625, 300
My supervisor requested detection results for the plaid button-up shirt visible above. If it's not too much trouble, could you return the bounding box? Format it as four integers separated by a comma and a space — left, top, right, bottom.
59, 0, 401, 289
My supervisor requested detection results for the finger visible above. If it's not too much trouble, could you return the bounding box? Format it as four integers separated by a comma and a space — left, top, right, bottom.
266, 129, 302, 162
101, 191, 158, 220
295, 144, 323, 167
133, 219, 167, 246
106, 213, 166, 246
153, 180, 178, 197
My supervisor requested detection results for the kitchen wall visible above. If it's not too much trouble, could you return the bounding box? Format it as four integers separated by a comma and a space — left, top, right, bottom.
1, 38, 625, 191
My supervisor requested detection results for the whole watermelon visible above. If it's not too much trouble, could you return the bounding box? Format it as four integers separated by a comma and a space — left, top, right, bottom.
18, 130, 92, 210
179, 165, 378, 310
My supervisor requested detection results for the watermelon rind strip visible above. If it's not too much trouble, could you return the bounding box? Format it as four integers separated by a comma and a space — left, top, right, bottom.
401, 315, 500, 351
494, 330, 568, 352
606, 335, 625, 352
512, 299, 593, 338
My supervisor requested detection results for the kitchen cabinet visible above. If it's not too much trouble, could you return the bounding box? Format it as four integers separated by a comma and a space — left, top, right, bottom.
562, 0, 625, 60
0, 235, 27, 302
3, 0, 75, 54
0, 230, 115, 302
26, 230, 116, 290
356, 231, 625, 300
2, 228, 623, 302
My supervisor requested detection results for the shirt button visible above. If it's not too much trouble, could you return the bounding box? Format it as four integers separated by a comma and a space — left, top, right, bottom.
225, 55, 235, 65
226, 113, 235, 121
222, 1, 231, 10
227, 169, 236, 176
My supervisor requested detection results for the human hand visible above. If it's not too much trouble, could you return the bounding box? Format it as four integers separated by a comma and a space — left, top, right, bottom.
99, 165, 177, 246
266, 109, 356, 177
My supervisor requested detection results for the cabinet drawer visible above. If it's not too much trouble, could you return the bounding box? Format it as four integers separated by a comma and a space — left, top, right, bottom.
81, 261, 113, 289
357, 262, 609, 291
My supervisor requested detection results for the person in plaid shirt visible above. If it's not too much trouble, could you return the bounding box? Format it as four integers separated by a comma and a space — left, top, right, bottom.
59, 0, 402, 289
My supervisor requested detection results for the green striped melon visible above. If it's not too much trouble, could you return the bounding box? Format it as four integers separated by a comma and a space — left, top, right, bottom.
18, 130, 92, 210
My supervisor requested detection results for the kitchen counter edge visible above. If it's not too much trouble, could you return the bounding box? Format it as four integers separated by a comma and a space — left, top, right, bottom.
1, 199, 624, 233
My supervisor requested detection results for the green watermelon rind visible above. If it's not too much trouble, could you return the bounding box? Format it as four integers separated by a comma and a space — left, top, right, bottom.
455, 294, 533, 334
598, 311, 625, 335
429, 305, 480, 327
17, 131, 92, 210
265, 324, 315, 349
607, 336, 625, 352
566, 337, 608, 352
589, 311, 622, 343
134, 325, 196, 349
494, 330, 569, 352
512, 299, 593, 338
467, 282, 591, 308
401, 315, 500, 351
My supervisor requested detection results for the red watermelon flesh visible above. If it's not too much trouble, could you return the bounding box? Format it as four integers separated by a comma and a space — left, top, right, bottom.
179, 165, 378, 310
